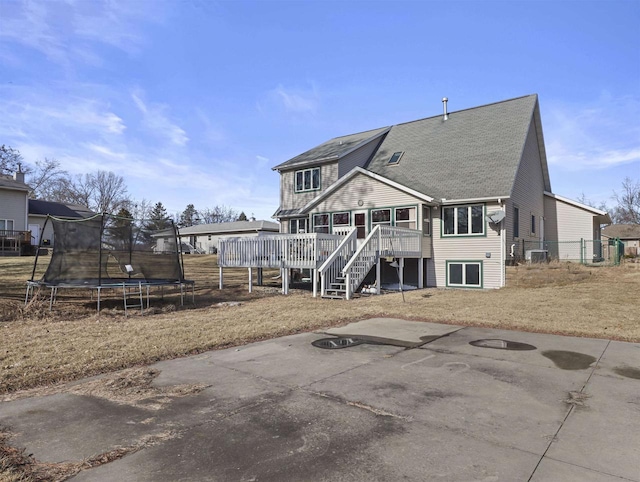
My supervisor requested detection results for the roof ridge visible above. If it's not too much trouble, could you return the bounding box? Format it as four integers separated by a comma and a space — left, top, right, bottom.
391, 94, 538, 128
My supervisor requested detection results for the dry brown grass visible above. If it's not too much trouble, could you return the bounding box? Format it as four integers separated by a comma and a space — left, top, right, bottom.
1, 256, 639, 397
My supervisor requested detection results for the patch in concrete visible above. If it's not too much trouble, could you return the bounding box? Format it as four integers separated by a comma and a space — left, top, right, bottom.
541, 350, 597, 370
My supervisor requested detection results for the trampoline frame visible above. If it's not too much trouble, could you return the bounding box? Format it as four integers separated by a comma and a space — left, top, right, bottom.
26, 214, 195, 314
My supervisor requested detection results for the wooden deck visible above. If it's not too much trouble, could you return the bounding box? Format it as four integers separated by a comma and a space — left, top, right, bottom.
218, 227, 424, 299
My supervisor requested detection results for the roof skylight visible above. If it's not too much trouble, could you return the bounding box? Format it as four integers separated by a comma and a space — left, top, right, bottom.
387, 151, 404, 165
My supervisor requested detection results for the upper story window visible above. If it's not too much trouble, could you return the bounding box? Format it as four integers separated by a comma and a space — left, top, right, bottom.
387, 151, 404, 165
371, 208, 391, 227
442, 205, 484, 236
313, 213, 329, 233
422, 205, 431, 236
295, 167, 320, 193
332, 212, 350, 227
531, 214, 536, 235
395, 207, 416, 229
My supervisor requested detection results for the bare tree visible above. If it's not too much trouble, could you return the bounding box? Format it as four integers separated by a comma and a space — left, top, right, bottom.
199, 205, 239, 224
52, 171, 129, 214
0, 144, 25, 175
611, 177, 640, 224
26, 158, 69, 199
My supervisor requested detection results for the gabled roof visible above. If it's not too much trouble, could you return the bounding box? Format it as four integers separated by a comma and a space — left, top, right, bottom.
28, 199, 95, 218
178, 220, 280, 235
366, 95, 543, 201
298, 167, 434, 214
273, 94, 549, 203
272, 126, 390, 171
602, 224, 640, 240
543, 191, 612, 224
0, 174, 30, 192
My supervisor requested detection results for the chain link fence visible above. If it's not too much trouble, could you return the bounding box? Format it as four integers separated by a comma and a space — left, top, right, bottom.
515, 238, 624, 266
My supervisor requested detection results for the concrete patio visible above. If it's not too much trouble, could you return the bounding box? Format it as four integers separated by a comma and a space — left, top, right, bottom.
1, 319, 638, 481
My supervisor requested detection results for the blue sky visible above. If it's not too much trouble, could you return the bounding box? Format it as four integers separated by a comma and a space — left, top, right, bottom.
0, 0, 638, 221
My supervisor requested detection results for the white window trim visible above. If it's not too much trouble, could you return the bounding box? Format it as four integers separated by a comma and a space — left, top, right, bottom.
442, 204, 485, 236
294, 167, 321, 193
394, 206, 417, 230
0, 219, 15, 232
332, 211, 350, 227
312, 213, 330, 233
371, 208, 392, 227
447, 261, 482, 288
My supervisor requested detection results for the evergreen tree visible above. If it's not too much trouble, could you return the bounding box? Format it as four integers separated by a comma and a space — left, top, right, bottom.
179, 204, 198, 227
147, 202, 172, 231
237, 211, 248, 221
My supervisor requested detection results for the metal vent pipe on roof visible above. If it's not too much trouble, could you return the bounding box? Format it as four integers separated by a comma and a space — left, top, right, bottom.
442, 97, 449, 120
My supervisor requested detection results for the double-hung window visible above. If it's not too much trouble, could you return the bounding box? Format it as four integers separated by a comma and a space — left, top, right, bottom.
0, 219, 14, 232
395, 207, 416, 229
332, 212, 350, 229
447, 261, 482, 287
371, 209, 391, 227
294, 167, 320, 192
313, 214, 329, 233
442, 205, 484, 236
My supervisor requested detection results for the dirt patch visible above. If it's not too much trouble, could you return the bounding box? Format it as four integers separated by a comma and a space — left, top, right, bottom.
0, 427, 177, 482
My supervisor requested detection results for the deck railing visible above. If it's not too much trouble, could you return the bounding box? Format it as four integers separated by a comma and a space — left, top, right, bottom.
318, 228, 357, 296
342, 225, 422, 299
217, 232, 345, 269
0, 230, 31, 243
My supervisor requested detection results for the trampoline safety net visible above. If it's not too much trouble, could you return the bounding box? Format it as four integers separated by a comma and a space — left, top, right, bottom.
30, 214, 185, 286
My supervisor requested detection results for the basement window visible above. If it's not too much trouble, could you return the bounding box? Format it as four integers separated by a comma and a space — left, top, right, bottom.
387, 151, 404, 165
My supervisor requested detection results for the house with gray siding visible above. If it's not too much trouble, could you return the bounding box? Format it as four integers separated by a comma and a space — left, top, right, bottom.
178, 220, 280, 254
0, 170, 31, 255
220, 94, 610, 297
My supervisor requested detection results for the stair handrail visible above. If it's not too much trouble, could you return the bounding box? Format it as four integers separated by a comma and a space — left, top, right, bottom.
342, 225, 382, 299
318, 227, 357, 297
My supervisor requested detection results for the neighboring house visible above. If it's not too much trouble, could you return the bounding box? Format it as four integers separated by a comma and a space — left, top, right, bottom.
602, 224, 640, 256
0, 170, 30, 255
28, 199, 95, 248
178, 220, 280, 254
220, 94, 611, 297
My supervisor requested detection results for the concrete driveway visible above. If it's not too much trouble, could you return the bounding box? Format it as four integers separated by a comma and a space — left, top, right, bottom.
1, 319, 639, 481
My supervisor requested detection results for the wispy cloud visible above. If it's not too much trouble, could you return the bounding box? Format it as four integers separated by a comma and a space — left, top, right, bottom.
0, 0, 167, 69
545, 93, 640, 171
259, 83, 320, 115
132, 90, 189, 146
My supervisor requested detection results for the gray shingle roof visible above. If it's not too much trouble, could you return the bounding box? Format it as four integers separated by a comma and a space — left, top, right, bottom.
366, 95, 539, 201
602, 224, 640, 240
178, 220, 280, 235
272, 126, 390, 171
0, 175, 30, 191
28, 199, 90, 218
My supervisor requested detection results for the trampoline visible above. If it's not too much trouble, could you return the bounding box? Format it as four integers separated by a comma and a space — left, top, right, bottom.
25, 213, 194, 314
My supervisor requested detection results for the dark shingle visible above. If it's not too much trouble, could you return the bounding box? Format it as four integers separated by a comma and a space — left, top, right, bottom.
272, 126, 390, 171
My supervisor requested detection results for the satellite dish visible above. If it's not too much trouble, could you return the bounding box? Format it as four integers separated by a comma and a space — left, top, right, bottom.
487, 211, 505, 224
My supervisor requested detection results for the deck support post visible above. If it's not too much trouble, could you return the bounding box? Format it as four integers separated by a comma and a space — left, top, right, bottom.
376, 255, 381, 295
248, 267, 253, 293
219, 266, 223, 290
399, 258, 404, 290
418, 257, 424, 289
312, 268, 318, 298
257, 268, 263, 286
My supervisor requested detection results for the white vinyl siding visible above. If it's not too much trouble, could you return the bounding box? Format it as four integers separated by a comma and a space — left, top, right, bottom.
507, 119, 545, 251
279, 162, 338, 212
431, 202, 503, 289
544, 195, 601, 261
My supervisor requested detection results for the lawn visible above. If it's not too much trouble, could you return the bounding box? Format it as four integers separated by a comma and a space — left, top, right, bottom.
1, 255, 639, 396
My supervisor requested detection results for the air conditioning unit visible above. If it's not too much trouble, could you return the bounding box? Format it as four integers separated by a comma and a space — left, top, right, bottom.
525, 249, 548, 263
